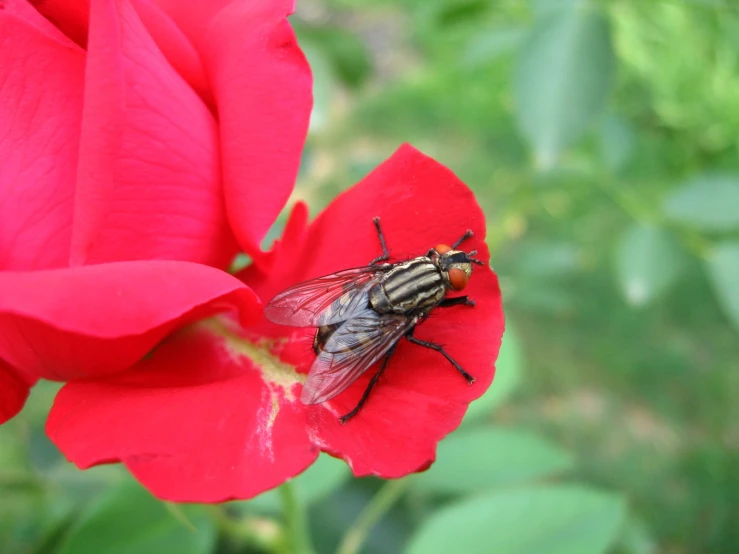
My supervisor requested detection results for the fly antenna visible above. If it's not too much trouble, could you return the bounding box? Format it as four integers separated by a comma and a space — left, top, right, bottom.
467, 250, 485, 266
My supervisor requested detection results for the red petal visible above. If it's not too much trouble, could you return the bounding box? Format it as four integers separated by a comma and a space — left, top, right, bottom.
237, 201, 310, 303
311, 266, 502, 477
46, 145, 504, 494
129, 0, 212, 105
0, 360, 37, 425
150, 0, 296, 53
0, 10, 84, 270
48, 322, 318, 502
249, 144, 505, 475
204, 2, 312, 264
30, 0, 213, 103
0, 261, 260, 380
26, 0, 90, 47
301, 144, 490, 276
147, 0, 233, 51
70, 0, 236, 268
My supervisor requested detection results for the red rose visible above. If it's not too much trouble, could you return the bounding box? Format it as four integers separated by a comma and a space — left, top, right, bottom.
48, 145, 505, 502
0, 0, 311, 422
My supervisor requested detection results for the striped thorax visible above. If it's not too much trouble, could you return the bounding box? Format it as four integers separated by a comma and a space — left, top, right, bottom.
370, 258, 444, 313
369, 248, 474, 315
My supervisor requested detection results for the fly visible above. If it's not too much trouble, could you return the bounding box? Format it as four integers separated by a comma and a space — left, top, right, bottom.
265, 217, 484, 423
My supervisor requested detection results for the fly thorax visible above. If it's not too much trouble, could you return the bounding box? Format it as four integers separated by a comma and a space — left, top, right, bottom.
369, 258, 445, 314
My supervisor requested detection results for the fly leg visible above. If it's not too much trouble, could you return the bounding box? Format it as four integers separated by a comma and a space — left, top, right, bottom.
339, 341, 399, 424
439, 296, 476, 308
405, 330, 475, 384
369, 217, 391, 265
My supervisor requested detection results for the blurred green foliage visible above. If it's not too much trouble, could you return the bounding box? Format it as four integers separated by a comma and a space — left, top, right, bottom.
2, 0, 738, 553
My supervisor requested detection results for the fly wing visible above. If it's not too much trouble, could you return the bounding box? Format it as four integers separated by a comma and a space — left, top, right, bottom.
265, 267, 384, 327
301, 309, 414, 405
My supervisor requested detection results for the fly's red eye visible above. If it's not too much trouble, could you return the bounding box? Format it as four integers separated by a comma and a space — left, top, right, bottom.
448, 268, 468, 291
435, 244, 452, 254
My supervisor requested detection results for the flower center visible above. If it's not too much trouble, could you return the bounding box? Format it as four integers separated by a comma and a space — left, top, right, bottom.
202, 318, 305, 396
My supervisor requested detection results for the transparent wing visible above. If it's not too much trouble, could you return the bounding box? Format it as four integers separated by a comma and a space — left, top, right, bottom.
301, 309, 414, 405
265, 267, 385, 327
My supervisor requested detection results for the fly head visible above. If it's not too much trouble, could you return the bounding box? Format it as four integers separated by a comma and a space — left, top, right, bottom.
433, 243, 485, 291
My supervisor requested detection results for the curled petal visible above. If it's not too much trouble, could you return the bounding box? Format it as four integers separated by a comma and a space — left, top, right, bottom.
48, 321, 318, 502
130, 0, 212, 103
151, 0, 297, 53
23, 0, 90, 47
0, 360, 37, 425
30, 0, 213, 101
147, 0, 234, 52
70, 0, 236, 268
0, 261, 260, 380
204, 1, 312, 265
0, 10, 84, 270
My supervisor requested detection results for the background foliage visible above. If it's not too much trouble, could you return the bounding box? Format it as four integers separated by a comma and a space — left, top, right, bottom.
2, 0, 738, 552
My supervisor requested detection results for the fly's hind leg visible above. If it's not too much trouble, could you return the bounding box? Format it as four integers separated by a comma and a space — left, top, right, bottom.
439, 296, 476, 308
405, 330, 475, 384
339, 341, 399, 424
369, 217, 391, 265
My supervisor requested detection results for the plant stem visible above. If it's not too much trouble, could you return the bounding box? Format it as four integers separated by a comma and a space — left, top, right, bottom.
208, 505, 282, 553
279, 481, 316, 554
336, 479, 409, 554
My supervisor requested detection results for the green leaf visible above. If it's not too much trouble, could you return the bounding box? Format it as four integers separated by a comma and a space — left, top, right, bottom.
617, 516, 657, 554
599, 114, 635, 172
705, 242, 739, 332
412, 428, 574, 494
299, 42, 336, 134
532, 0, 582, 17
463, 324, 522, 424
238, 453, 351, 514
511, 282, 577, 314
513, 240, 580, 278
614, 224, 686, 306
514, 2, 615, 168
296, 26, 373, 89
463, 28, 525, 68
405, 486, 625, 554
663, 174, 739, 232
58, 479, 215, 554
228, 253, 252, 273
435, 0, 491, 27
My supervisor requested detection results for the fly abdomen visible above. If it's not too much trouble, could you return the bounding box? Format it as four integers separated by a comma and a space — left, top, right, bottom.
369, 258, 445, 314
